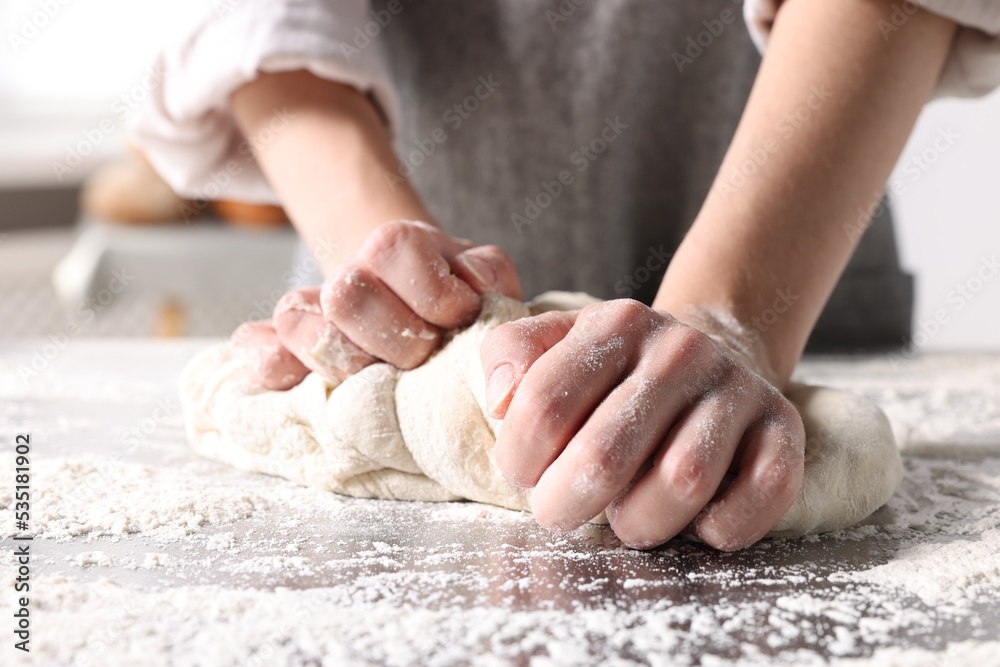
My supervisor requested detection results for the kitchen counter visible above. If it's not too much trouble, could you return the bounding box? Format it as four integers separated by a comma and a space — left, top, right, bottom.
1, 341, 998, 666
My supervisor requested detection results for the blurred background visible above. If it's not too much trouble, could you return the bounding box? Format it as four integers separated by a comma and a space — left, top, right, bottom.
0, 0, 298, 341
1, 0, 998, 349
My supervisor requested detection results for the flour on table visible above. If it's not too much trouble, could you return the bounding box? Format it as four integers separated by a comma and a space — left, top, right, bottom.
2, 337, 996, 665
180, 292, 902, 538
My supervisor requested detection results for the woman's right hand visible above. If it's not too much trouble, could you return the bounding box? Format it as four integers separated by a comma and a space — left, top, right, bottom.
231, 220, 523, 390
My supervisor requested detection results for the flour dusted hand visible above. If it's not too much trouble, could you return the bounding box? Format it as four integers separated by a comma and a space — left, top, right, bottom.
231, 220, 524, 389
481, 300, 809, 551
182, 293, 902, 546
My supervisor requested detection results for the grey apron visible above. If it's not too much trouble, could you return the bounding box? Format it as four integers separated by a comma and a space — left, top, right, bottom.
299, 0, 912, 352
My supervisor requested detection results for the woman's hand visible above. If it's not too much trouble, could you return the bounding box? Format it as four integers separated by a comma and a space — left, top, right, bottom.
480, 299, 805, 551
233, 220, 523, 389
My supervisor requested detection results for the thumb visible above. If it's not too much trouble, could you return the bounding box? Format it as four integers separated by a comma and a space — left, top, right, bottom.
452, 245, 523, 300
480, 310, 578, 419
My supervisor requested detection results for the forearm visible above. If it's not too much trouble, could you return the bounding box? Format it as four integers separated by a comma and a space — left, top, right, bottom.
231, 69, 432, 274
654, 0, 956, 386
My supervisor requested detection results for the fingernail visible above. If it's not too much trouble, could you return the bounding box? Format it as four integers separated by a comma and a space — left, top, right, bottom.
459, 254, 495, 288
486, 363, 516, 416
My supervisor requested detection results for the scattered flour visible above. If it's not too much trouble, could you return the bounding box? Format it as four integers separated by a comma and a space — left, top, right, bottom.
0, 458, 275, 542
1, 345, 999, 665
71, 551, 113, 567
847, 529, 1000, 606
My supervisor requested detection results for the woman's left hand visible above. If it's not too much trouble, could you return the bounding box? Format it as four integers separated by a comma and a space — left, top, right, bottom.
480, 299, 805, 551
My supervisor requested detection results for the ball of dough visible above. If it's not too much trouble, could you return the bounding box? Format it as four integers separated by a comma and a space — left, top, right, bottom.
180, 293, 903, 539
772, 383, 902, 536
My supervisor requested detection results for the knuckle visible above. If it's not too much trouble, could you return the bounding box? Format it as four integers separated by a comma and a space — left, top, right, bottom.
771, 395, 806, 438
360, 220, 413, 261
661, 454, 715, 504
521, 386, 569, 423
635, 327, 722, 393
571, 300, 652, 358
595, 298, 650, 329
416, 292, 479, 330
582, 446, 624, 491
515, 383, 576, 434
756, 453, 802, 507
672, 325, 716, 363
323, 264, 375, 312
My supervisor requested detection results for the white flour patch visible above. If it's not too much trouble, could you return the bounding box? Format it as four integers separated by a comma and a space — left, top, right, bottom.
0, 458, 273, 542
1, 344, 999, 665
846, 529, 1000, 606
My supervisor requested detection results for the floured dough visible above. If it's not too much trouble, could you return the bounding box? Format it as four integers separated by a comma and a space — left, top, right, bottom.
180, 292, 902, 538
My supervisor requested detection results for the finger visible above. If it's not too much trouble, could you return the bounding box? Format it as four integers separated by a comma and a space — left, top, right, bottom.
360, 220, 481, 328
492, 303, 643, 489
689, 400, 805, 551
321, 264, 442, 369
272, 287, 377, 382
451, 245, 523, 299
528, 371, 688, 532
230, 320, 310, 391
479, 309, 578, 418
604, 386, 761, 549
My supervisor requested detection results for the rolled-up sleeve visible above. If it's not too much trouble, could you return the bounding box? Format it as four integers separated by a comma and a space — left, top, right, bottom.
745, 0, 1000, 98
131, 0, 398, 204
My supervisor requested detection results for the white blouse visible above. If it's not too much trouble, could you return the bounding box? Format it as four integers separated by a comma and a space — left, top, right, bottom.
131, 0, 1000, 204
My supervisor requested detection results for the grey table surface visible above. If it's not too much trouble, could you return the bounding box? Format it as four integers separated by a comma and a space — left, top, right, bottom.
0, 341, 998, 666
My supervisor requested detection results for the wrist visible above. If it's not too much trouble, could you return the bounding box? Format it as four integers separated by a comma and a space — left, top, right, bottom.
657, 300, 783, 388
